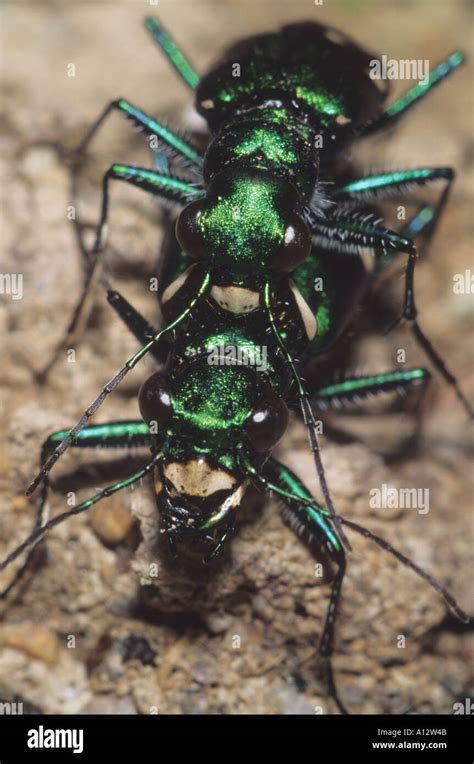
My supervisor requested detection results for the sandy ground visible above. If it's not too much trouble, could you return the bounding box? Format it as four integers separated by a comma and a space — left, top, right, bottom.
0, 0, 473, 715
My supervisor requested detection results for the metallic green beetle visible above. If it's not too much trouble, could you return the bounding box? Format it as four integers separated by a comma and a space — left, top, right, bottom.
2, 19, 470, 713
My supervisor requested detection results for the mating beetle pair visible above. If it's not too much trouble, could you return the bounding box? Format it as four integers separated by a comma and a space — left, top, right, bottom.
2, 19, 470, 713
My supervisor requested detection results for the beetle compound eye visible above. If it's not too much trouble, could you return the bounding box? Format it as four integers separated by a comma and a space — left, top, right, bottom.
271, 213, 312, 272
139, 372, 173, 428
244, 391, 289, 452
176, 199, 206, 260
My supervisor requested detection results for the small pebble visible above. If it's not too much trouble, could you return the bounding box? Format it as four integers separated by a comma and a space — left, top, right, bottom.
90, 497, 134, 545
3, 623, 59, 665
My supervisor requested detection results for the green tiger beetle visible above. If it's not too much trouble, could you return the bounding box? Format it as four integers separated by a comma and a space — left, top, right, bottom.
1, 19, 471, 713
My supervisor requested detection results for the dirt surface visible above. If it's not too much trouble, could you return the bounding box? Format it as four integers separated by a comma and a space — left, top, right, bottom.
0, 0, 473, 715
